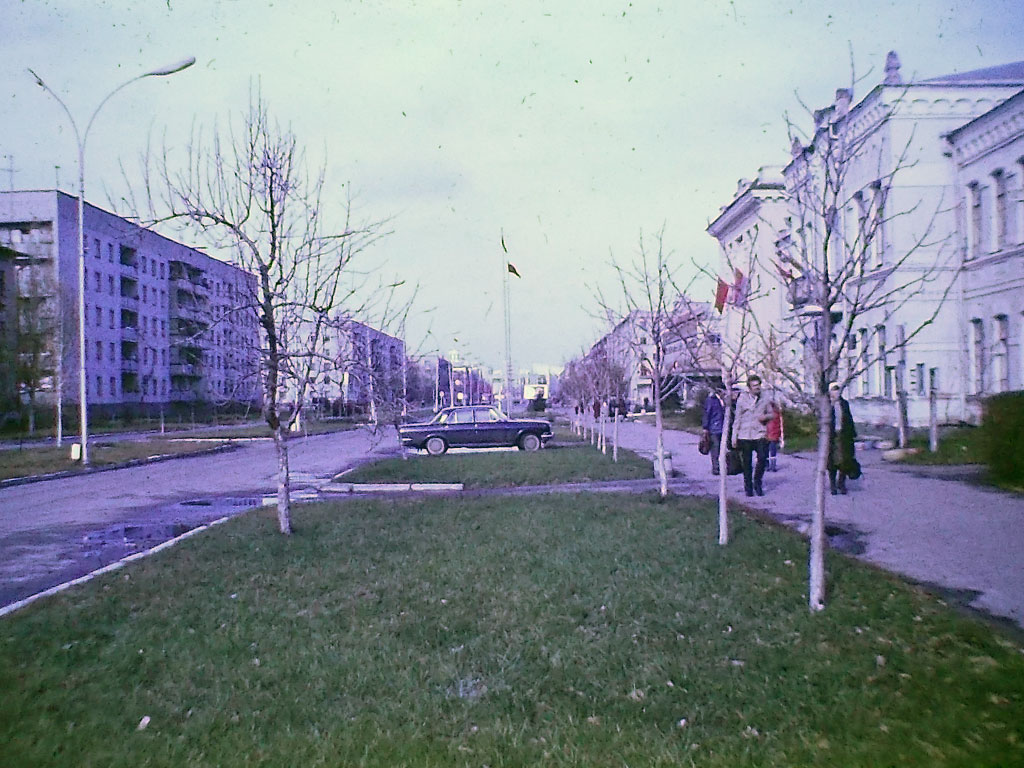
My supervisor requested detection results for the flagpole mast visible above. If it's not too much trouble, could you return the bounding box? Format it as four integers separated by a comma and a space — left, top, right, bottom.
501, 231, 514, 413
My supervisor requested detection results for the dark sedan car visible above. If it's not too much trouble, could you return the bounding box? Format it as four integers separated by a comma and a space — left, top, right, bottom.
399, 406, 554, 455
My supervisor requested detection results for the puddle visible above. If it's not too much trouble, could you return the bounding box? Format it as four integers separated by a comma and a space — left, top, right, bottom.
825, 524, 866, 556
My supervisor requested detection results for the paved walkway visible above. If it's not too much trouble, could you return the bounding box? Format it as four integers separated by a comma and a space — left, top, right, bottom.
596, 417, 1024, 630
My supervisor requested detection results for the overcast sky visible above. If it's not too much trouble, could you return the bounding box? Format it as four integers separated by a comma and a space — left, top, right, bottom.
3, 0, 1022, 372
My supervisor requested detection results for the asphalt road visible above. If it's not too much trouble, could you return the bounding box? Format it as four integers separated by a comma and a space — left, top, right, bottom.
0, 426, 399, 608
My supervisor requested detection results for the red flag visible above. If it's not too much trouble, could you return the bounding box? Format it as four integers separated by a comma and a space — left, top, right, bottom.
714, 278, 729, 313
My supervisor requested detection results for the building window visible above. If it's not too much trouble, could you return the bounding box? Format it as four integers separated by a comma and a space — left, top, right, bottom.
108, 309, 114, 329
871, 181, 887, 268
93, 238, 101, 259
993, 170, 1008, 250
96, 340, 102, 361
915, 363, 926, 396
110, 377, 116, 397
971, 319, 985, 394
107, 243, 114, 262
875, 325, 887, 396
968, 181, 983, 259
110, 341, 115, 360
857, 328, 869, 396
993, 314, 1009, 392
94, 271, 101, 291
95, 306, 102, 327
96, 376, 102, 397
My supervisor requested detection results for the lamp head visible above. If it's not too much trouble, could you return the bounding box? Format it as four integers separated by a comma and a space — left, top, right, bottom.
145, 56, 196, 77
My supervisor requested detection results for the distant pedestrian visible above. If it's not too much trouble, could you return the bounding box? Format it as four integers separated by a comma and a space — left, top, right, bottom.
701, 386, 726, 475
828, 382, 858, 495
731, 374, 774, 497
766, 402, 783, 472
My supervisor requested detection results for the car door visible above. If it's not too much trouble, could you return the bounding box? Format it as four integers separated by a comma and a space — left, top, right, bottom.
472, 406, 504, 445
443, 408, 476, 447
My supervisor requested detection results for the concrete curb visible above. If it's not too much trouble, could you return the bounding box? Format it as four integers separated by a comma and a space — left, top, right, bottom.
0, 514, 233, 619
320, 482, 464, 493
0, 443, 238, 489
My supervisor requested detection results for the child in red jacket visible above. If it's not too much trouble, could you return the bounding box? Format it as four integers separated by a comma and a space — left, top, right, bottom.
765, 404, 783, 471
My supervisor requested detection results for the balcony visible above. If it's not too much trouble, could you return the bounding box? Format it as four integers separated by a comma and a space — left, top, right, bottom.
120, 295, 139, 311
120, 260, 138, 276
170, 362, 201, 378
170, 276, 209, 297
121, 357, 139, 373
169, 303, 207, 323
121, 326, 138, 343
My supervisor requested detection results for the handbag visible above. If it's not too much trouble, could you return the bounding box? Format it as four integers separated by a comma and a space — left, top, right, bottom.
726, 448, 743, 476
843, 456, 863, 480
698, 431, 711, 455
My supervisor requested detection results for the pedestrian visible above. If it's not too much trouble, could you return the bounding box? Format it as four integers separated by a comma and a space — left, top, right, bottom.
766, 402, 783, 471
827, 381, 858, 495
701, 386, 726, 475
730, 374, 774, 497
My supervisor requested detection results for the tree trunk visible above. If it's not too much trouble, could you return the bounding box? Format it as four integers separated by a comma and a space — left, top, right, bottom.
612, 407, 619, 463
718, 381, 732, 546
896, 390, 909, 448
27, 396, 36, 436
653, 379, 668, 498
600, 408, 607, 454
273, 427, 293, 535
808, 393, 830, 611
929, 389, 939, 453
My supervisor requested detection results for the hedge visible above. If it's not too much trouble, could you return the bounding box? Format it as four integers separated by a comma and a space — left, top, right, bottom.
983, 390, 1024, 485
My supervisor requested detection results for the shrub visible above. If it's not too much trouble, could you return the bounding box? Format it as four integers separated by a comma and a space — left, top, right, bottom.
983, 391, 1024, 485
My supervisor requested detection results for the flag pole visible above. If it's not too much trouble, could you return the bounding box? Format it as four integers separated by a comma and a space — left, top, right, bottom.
501, 231, 513, 413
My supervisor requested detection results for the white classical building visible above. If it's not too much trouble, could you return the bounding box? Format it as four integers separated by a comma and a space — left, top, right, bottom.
705, 166, 792, 388
708, 55, 1024, 426
0, 190, 262, 416
947, 88, 1024, 405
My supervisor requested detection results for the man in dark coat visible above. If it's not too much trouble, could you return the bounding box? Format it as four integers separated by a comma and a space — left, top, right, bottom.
701, 386, 726, 475
827, 381, 857, 495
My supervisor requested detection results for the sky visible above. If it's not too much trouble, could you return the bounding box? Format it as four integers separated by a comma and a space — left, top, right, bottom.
2, 0, 1022, 373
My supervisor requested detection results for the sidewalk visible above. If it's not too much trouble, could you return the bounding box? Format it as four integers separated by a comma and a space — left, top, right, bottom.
605, 417, 1024, 630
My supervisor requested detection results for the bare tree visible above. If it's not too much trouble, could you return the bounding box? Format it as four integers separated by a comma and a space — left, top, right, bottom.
744, 77, 958, 610
135, 93, 388, 534
598, 226, 697, 497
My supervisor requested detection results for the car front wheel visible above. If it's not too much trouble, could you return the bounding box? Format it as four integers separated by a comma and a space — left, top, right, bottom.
518, 433, 541, 452
425, 436, 448, 456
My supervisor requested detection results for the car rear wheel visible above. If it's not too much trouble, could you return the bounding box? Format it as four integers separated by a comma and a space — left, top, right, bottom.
518, 433, 541, 452
425, 436, 448, 456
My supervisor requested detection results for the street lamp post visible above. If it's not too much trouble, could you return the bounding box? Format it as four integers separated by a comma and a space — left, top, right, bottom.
28, 57, 195, 464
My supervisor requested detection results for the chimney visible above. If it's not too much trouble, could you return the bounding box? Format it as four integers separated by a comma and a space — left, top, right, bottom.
790, 136, 803, 158
834, 88, 852, 119
736, 178, 750, 196
884, 51, 902, 85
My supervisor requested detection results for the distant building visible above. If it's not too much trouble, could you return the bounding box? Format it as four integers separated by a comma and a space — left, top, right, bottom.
0, 190, 261, 416
328, 317, 405, 414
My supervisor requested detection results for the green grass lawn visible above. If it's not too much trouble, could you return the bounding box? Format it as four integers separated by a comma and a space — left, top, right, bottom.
0, 439, 231, 482
2, 494, 1021, 767
898, 427, 986, 466
343, 443, 652, 489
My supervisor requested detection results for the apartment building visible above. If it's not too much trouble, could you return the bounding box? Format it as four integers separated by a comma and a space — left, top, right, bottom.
0, 190, 261, 415
325, 316, 405, 412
